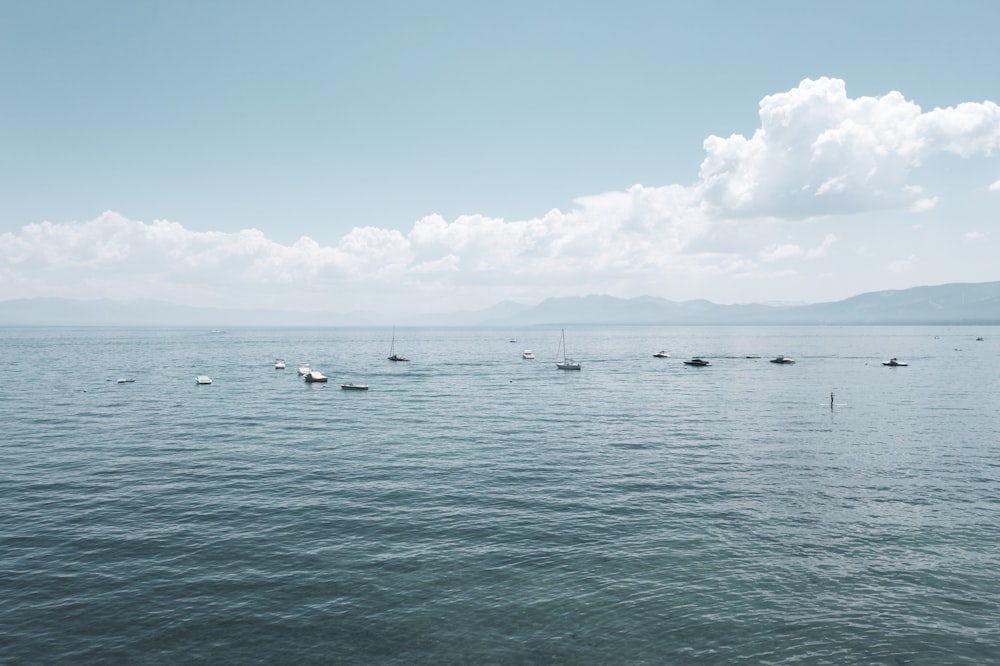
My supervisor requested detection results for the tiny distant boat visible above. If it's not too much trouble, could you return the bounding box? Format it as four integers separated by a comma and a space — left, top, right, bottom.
882, 358, 909, 367
746, 354, 761, 359
297, 366, 311, 375
509, 338, 517, 343
522, 350, 535, 359
304, 371, 328, 383
274, 359, 286, 369
684, 358, 710, 366
770, 355, 795, 364
976, 337, 985, 341
341, 383, 369, 391
195, 375, 212, 385
653, 351, 670, 358
388, 328, 410, 362
116, 378, 135, 384
556, 329, 581, 370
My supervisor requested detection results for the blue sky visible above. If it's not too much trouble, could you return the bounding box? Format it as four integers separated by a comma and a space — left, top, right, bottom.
2, 1, 999, 314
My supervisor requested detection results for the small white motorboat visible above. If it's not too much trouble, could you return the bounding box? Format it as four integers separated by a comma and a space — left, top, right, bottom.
274, 359, 286, 369
770, 355, 795, 364
653, 350, 670, 358
683, 358, 710, 366
195, 375, 212, 385
882, 357, 909, 367
116, 378, 135, 384
522, 350, 535, 359
341, 383, 369, 390
304, 371, 328, 383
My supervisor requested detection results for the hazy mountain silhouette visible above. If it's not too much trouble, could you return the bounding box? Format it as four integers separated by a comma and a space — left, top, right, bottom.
1, 281, 999, 326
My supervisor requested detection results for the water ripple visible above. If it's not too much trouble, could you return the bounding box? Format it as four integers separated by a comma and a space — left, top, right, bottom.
2, 325, 999, 664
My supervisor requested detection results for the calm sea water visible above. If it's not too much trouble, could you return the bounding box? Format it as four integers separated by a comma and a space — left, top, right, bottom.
2, 325, 998, 664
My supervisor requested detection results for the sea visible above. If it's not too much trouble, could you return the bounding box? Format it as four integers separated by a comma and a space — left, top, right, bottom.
2, 325, 998, 665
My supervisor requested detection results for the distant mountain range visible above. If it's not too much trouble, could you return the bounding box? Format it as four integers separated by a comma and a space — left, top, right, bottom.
2, 281, 1000, 326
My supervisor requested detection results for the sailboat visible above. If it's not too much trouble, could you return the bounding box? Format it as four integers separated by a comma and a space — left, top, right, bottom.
555, 329, 581, 370
388, 328, 410, 362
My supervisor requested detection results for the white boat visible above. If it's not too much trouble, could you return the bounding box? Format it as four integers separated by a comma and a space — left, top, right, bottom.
388, 328, 409, 362
304, 371, 328, 383
745, 354, 761, 359
116, 378, 135, 384
683, 358, 710, 367
882, 357, 909, 367
297, 365, 311, 375
341, 383, 369, 390
274, 359, 286, 369
769, 355, 795, 364
555, 329, 581, 370
195, 375, 212, 384
522, 350, 535, 359
653, 350, 670, 358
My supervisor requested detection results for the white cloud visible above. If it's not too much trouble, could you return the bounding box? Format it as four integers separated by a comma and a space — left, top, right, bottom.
760, 234, 836, 262
888, 255, 918, 273
4, 78, 1000, 312
760, 244, 804, 262
698, 77, 1000, 219
0, 194, 715, 309
964, 231, 989, 241
908, 197, 938, 212
989, 180, 1000, 192
806, 234, 837, 259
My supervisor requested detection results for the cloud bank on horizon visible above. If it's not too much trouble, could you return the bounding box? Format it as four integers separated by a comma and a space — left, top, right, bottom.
3, 77, 999, 313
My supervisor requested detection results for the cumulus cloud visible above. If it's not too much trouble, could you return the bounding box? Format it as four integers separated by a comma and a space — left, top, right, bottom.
0, 192, 713, 309
4, 78, 1000, 311
989, 180, 1000, 191
698, 77, 1000, 218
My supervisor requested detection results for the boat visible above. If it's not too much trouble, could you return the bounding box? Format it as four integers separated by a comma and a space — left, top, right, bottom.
388, 328, 410, 362
555, 329, 581, 370
769, 355, 795, 364
297, 365, 311, 375
274, 359, 286, 369
304, 371, 328, 383
522, 350, 535, 359
341, 383, 369, 390
683, 358, 710, 366
882, 357, 909, 367
195, 375, 212, 384
116, 378, 135, 384
745, 354, 761, 359
652, 350, 670, 358
976, 337, 985, 341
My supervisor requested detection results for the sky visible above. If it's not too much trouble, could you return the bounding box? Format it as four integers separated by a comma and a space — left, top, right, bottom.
2, 0, 1000, 314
